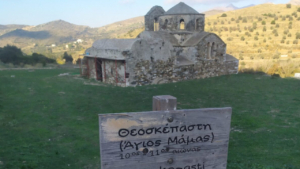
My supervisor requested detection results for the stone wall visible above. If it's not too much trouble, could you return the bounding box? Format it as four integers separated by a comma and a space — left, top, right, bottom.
132, 57, 237, 86
102, 60, 126, 85
158, 14, 205, 32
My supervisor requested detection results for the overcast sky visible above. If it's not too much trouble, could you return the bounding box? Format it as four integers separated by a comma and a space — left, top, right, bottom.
0, 0, 290, 28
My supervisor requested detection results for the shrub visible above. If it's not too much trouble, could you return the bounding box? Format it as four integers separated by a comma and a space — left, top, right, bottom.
227, 37, 233, 41
254, 36, 258, 40
281, 39, 285, 43
262, 20, 266, 25
263, 38, 267, 43
273, 53, 280, 59
238, 16, 242, 20
296, 32, 300, 39
263, 26, 267, 31
286, 4, 291, 8
271, 20, 276, 24
221, 13, 227, 17
239, 56, 244, 60
275, 24, 279, 28
231, 18, 235, 21
240, 36, 245, 41
221, 21, 224, 24
242, 18, 247, 23
286, 40, 290, 44
293, 39, 298, 44
258, 49, 262, 53
292, 53, 297, 58
256, 32, 259, 35
283, 35, 286, 39
288, 33, 292, 37
250, 56, 254, 60
284, 29, 289, 34
288, 24, 292, 29
282, 16, 286, 21
289, 17, 293, 21
253, 22, 257, 29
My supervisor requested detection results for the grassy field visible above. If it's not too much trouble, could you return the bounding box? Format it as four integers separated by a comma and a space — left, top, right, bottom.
0, 69, 300, 169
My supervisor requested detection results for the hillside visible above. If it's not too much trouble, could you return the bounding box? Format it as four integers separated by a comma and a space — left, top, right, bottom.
0, 17, 144, 49
205, 3, 300, 60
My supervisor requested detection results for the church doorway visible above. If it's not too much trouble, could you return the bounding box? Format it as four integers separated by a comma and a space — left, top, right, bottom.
95, 58, 103, 81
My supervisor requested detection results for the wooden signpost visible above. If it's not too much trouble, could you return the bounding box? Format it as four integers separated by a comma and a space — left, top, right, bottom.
99, 95, 232, 169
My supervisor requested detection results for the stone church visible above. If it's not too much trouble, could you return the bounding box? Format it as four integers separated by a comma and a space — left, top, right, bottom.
82, 2, 239, 87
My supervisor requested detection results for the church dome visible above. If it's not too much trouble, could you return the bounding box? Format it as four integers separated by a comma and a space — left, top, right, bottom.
164, 2, 200, 15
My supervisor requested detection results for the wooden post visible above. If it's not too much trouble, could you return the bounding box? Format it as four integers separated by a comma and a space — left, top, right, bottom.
152, 95, 177, 111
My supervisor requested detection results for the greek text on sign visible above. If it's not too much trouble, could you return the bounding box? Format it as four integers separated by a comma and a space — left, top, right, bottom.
99, 108, 232, 169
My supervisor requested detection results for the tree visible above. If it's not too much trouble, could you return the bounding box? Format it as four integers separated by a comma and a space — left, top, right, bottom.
271, 20, 276, 24
221, 13, 227, 17
63, 52, 73, 63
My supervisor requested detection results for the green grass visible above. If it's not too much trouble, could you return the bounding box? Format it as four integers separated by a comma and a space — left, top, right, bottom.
0, 69, 300, 169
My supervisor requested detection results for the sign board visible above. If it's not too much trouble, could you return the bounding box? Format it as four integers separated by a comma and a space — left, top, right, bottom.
99, 108, 232, 169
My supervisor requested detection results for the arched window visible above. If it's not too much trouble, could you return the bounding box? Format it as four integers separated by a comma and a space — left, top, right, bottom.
154, 18, 159, 31
207, 43, 211, 59
211, 42, 215, 58
180, 19, 185, 30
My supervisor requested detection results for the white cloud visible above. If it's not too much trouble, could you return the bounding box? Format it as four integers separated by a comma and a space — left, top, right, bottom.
119, 0, 136, 4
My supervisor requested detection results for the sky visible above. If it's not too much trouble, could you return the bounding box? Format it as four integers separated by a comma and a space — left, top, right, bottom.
0, 0, 291, 28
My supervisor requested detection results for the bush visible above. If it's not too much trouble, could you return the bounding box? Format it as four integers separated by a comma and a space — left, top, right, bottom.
231, 18, 235, 21
282, 16, 286, 21
254, 36, 258, 40
253, 22, 257, 29
288, 33, 292, 37
286, 40, 290, 44
286, 4, 291, 8
262, 20, 266, 25
275, 24, 279, 28
263, 38, 267, 43
227, 37, 233, 41
298, 7, 300, 12
271, 20, 276, 24
263, 26, 267, 31
281, 39, 285, 43
250, 56, 254, 60
240, 36, 245, 41
221, 13, 227, 17
293, 39, 298, 44
258, 49, 262, 53
0, 45, 55, 66
242, 18, 247, 23
296, 32, 300, 39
